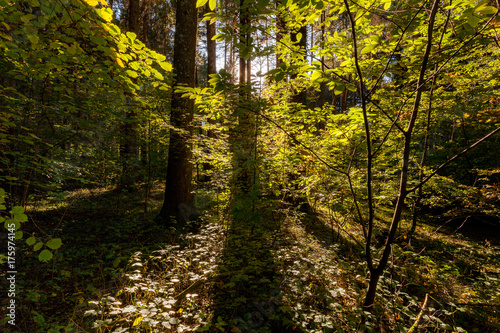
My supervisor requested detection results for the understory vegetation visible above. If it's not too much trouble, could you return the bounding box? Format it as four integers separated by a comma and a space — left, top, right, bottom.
1, 181, 499, 332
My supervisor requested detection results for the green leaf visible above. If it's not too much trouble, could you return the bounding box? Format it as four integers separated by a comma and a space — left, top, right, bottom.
347, 83, 357, 92
258, 0, 270, 10
475, 4, 497, 15
27, 237, 36, 246
311, 71, 322, 82
196, 0, 209, 8
209, 0, 216, 11
11, 206, 24, 215
15, 231, 23, 240
159, 62, 173, 71
466, 13, 481, 27
4, 219, 20, 231
126, 31, 137, 41
334, 83, 345, 95
383, 0, 391, 10
38, 249, 53, 262
46, 238, 63, 250
14, 213, 28, 222
126, 70, 138, 78
27, 35, 39, 44
361, 43, 376, 55
90, 35, 106, 46
276, 71, 285, 82
33, 242, 43, 251
21, 14, 35, 23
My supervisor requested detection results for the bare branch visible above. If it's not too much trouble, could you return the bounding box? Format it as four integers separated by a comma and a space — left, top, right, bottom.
408, 126, 500, 194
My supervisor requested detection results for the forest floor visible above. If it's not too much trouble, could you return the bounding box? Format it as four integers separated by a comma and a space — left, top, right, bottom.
1, 182, 500, 333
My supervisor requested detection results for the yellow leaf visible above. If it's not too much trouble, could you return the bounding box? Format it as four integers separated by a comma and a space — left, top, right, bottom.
98, 0, 108, 5
83, 0, 98, 6
209, 0, 216, 11
132, 316, 143, 327
196, 0, 209, 8
178, 308, 183, 313
116, 58, 124, 67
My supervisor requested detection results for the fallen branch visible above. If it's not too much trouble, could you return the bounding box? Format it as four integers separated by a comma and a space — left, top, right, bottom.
408, 293, 429, 333
174, 279, 207, 306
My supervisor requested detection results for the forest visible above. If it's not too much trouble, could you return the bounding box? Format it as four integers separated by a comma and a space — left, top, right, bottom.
1, 0, 500, 332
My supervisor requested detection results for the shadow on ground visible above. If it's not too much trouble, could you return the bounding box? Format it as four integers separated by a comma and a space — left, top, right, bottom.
209, 216, 300, 332
1, 185, 175, 332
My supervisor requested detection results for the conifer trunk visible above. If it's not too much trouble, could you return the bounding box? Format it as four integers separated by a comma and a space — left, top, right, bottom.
158, 0, 198, 225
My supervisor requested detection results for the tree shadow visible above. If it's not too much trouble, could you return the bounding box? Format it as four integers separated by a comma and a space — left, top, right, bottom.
389, 219, 500, 332
8, 186, 177, 331
425, 213, 500, 246
297, 204, 364, 259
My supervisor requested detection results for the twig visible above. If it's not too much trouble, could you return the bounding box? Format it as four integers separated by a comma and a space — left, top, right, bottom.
174, 278, 208, 306
408, 126, 500, 193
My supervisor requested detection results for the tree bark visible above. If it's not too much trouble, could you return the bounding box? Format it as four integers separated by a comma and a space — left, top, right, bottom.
275, 0, 286, 69
206, 13, 217, 77
158, 0, 198, 225
203, 9, 217, 182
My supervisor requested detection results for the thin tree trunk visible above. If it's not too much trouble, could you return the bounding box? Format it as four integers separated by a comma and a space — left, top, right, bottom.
320, 10, 325, 108
362, 0, 440, 312
204, 8, 217, 182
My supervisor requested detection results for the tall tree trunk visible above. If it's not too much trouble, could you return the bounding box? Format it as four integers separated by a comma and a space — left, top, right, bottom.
142, 0, 150, 48
119, 0, 141, 192
158, 0, 198, 225
207, 16, 217, 77
128, 0, 140, 33
230, 0, 256, 210
275, 0, 286, 69
291, 25, 307, 105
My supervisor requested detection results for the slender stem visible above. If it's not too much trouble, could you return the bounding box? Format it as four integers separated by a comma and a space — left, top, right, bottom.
363, 0, 440, 312
344, 0, 374, 272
